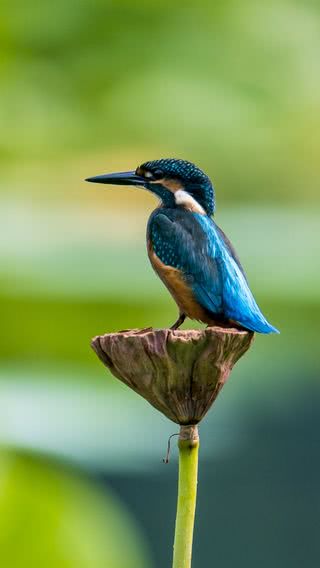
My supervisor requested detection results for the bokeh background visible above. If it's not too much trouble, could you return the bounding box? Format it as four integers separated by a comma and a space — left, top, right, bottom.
1, 1, 320, 566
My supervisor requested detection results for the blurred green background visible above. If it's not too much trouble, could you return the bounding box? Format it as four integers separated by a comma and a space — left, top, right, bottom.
1, 1, 319, 566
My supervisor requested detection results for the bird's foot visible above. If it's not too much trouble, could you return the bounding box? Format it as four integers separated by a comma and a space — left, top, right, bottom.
170, 314, 186, 330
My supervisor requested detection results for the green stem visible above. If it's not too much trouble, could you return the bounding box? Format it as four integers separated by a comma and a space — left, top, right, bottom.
172, 425, 199, 568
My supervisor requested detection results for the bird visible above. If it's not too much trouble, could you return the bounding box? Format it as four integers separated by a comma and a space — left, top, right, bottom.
86, 158, 279, 334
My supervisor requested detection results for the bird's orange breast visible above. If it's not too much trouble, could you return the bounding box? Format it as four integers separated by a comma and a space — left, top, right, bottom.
147, 240, 210, 322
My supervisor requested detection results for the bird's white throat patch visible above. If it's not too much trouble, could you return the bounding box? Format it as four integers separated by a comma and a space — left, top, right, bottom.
174, 190, 205, 214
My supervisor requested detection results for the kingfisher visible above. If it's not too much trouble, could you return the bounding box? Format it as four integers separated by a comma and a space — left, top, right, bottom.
86, 158, 279, 334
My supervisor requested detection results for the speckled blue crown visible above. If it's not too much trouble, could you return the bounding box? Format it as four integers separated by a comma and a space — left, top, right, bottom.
141, 158, 215, 215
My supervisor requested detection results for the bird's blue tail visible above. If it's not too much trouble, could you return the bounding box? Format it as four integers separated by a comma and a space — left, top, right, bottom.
240, 316, 280, 334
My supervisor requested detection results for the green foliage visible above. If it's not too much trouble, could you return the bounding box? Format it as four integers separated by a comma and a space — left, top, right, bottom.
0, 452, 151, 568
0, 0, 320, 203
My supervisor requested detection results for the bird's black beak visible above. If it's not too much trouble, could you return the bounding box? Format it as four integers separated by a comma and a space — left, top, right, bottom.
85, 170, 146, 187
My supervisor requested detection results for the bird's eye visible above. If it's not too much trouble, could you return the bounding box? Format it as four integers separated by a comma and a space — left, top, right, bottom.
152, 169, 164, 180
143, 170, 154, 179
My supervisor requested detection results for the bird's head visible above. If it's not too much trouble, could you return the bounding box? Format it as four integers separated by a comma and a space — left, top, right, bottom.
86, 158, 215, 216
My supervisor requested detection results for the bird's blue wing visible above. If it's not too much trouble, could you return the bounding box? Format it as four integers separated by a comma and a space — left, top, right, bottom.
149, 210, 279, 334
195, 215, 279, 332
149, 209, 223, 314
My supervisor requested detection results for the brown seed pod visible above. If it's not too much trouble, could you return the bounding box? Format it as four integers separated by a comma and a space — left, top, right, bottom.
91, 327, 254, 425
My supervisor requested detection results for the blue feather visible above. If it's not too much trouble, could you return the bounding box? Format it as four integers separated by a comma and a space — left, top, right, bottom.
149, 209, 279, 334
194, 214, 279, 333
